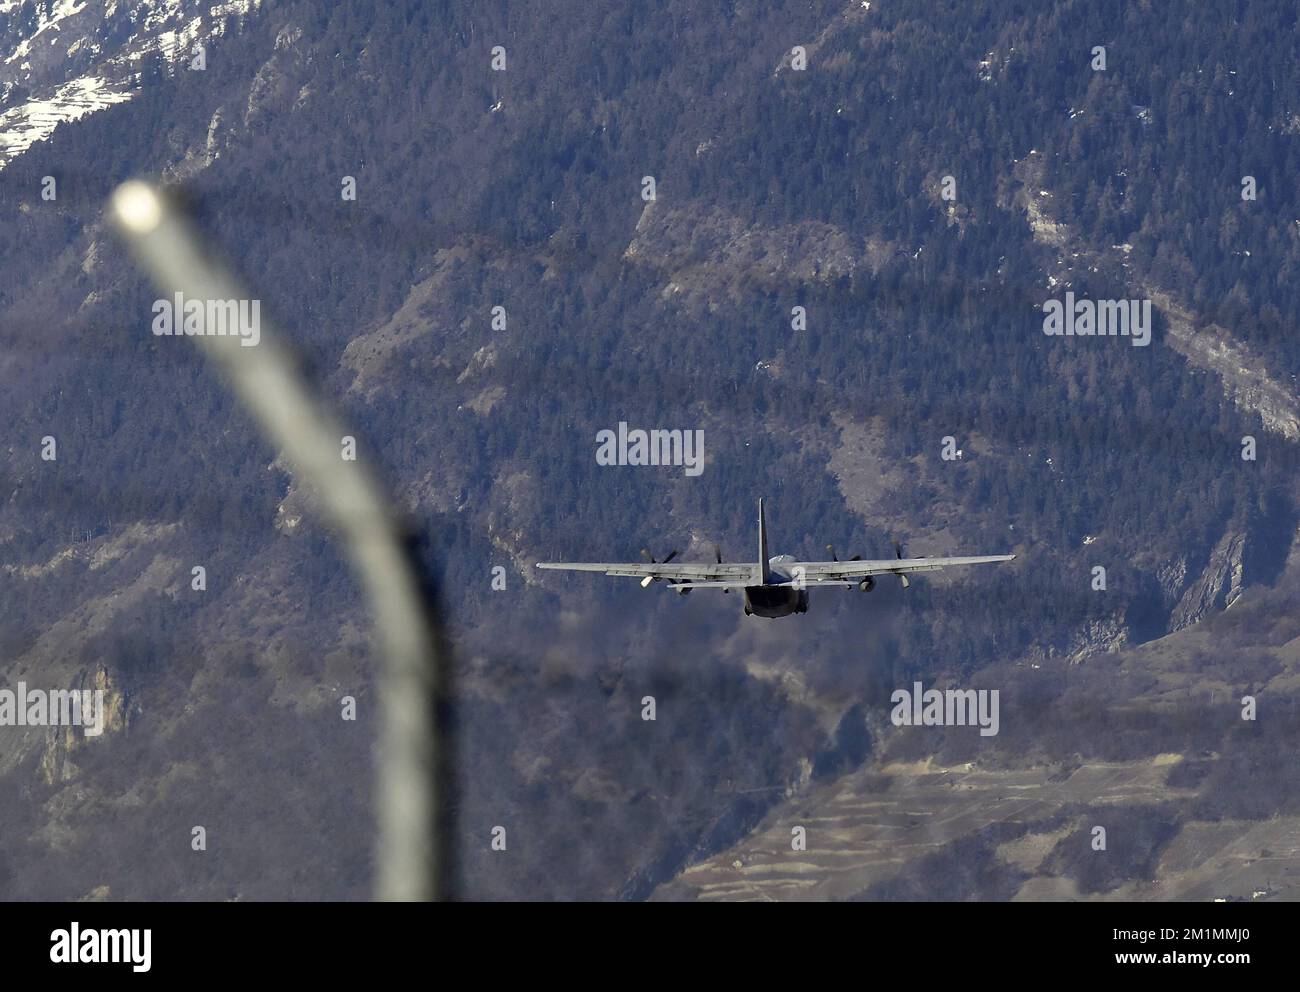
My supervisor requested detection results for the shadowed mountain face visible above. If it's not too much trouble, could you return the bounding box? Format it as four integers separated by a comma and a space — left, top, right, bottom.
0, 0, 1298, 900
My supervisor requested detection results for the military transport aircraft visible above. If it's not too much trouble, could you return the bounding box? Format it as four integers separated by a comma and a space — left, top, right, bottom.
537, 499, 1016, 618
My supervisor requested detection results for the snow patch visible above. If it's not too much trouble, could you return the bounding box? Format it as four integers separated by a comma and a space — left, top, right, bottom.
0, 75, 133, 165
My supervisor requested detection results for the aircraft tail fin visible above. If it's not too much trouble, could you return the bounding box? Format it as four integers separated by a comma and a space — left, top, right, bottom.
758, 498, 772, 584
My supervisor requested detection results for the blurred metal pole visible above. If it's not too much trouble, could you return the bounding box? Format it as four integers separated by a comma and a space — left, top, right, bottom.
109, 181, 438, 901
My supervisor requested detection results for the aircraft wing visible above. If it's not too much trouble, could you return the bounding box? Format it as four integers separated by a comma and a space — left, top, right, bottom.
791, 554, 1015, 581
536, 561, 756, 584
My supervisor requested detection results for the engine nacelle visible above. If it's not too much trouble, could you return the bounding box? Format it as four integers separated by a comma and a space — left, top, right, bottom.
858, 576, 875, 592
676, 585, 691, 596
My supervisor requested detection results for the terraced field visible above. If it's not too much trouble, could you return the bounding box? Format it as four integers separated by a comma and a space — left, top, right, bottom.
653, 754, 1300, 901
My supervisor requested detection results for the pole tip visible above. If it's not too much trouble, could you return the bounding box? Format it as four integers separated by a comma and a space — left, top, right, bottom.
110, 180, 163, 235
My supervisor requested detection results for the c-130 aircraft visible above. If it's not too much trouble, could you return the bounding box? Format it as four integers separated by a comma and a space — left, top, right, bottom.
537, 499, 1016, 618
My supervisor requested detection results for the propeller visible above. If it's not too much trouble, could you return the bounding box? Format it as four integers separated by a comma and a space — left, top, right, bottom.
641, 548, 679, 564
640, 548, 679, 587
827, 545, 868, 590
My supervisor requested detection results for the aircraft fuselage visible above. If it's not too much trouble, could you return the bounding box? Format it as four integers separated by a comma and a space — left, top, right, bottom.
743, 555, 809, 618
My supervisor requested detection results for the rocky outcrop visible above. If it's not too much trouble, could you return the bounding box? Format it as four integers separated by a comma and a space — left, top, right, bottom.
1171, 531, 1246, 631
39, 667, 130, 786
1064, 617, 1128, 664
